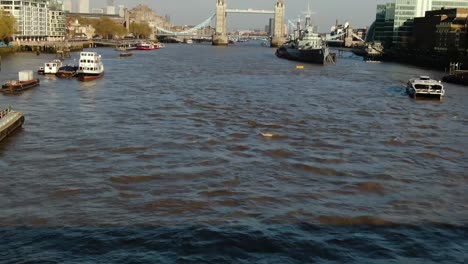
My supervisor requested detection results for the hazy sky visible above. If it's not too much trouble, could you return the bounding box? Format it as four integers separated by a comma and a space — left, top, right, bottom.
94, 0, 389, 31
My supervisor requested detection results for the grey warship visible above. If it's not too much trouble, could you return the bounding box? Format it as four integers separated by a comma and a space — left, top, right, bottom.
276, 6, 333, 65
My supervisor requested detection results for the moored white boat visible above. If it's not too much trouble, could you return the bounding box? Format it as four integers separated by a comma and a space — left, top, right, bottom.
76, 52, 104, 82
38, 59, 63, 75
407, 76, 445, 99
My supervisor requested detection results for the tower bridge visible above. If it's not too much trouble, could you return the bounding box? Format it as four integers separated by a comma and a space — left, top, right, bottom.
154, 1, 286, 47
214, 0, 285, 46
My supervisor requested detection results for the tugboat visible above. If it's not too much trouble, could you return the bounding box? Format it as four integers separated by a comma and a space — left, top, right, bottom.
0, 107, 25, 142
407, 76, 445, 100
37, 59, 63, 75
1, 70, 40, 94
276, 6, 334, 65
75, 52, 104, 82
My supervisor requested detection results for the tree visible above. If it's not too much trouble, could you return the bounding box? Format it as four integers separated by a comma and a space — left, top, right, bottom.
65, 16, 126, 39
130, 22, 153, 39
0, 11, 16, 44
95, 17, 127, 39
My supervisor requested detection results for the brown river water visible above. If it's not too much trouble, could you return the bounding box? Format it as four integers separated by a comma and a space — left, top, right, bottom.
0, 43, 467, 263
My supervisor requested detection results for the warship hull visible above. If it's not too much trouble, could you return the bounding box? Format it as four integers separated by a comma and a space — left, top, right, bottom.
276, 46, 328, 65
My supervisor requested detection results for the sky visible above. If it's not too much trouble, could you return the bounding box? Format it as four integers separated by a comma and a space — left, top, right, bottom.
93, 0, 389, 32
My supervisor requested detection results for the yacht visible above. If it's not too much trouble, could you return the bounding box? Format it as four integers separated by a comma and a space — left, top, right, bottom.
76, 52, 104, 82
407, 76, 445, 99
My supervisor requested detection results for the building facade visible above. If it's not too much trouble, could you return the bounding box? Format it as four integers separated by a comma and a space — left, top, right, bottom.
433, 9, 468, 55
78, 0, 89, 14
0, 0, 49, 41
63, 0, 72, 12
48, 1, 66, 41
373, 0, 468, 48
412, 8, 468, 59
374, 3, 396, 46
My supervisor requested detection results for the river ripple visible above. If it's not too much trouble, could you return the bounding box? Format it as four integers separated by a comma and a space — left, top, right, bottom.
0, 43, 467, 262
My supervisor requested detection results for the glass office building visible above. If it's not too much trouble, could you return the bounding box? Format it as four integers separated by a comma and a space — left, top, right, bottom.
374, 0, 468, 47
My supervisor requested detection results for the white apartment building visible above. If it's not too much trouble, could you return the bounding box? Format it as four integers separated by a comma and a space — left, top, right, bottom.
48, 8, 66, 41
0, 0, 49, 41
106, 5, 115, 15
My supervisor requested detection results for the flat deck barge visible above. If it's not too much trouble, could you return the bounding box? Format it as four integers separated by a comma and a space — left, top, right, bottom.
0, 108, 25, 142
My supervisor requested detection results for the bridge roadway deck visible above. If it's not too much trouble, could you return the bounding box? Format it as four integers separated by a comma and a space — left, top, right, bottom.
226, 9, 275, 14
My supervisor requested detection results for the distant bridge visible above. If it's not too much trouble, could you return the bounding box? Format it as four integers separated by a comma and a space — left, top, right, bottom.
154, 0, 286, 46
226, 9, 275, 14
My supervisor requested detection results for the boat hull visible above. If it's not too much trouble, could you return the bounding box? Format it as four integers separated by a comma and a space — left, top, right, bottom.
77, 72, 104, 82
0, 111, 25, 142
119, 52, 133, 57
1, 79, 40, 94
56, 71, 77, 78
276, 46, 328, 65
136, 47, 159, 51
56, 66, 78, 79
406, 84, 445, 100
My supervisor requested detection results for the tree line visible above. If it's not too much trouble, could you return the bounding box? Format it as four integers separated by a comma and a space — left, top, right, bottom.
68, 16, 153, 39
0, 11, 16, 44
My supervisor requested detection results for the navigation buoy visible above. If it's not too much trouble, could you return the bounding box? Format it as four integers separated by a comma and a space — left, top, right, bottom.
296, 65, 304, 69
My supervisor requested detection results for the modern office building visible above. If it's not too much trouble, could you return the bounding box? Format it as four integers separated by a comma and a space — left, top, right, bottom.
373, 2, 396, 46
78, 0, 89, 14
373, 0, 468, 47
0, 0, 49, 41
63, 0, 72, 12
106, 6, 116, 15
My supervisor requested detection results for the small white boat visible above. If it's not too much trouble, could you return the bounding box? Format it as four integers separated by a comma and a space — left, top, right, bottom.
38, 59, 63, 75
407, 76, 445, 99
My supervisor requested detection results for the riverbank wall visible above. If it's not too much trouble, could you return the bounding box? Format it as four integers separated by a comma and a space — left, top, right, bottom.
0, 46, 17, 55
381, 49, 468, 71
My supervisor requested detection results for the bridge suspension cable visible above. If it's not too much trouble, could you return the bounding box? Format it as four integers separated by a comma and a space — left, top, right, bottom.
155, 14, 216, 35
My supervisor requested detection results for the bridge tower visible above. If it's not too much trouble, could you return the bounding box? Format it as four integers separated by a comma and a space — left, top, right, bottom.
213, 0, 229, 46
271, 0, 286, 47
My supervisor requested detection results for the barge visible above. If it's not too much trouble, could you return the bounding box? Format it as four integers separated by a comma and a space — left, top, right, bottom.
0, 108, 25, 142
1, 70, 40, 94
